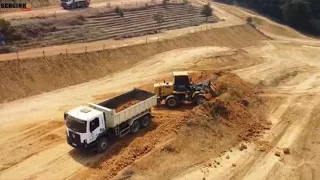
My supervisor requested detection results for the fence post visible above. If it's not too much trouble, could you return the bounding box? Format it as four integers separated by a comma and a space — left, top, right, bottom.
146, 37, 148, 44
85, 46, 87, 53
158, 36, 159, 42
66, 48, 68, 55
43, 50, 45, 57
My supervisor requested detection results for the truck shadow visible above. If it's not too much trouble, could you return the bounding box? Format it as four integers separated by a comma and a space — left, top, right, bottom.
68, 120, 159, 168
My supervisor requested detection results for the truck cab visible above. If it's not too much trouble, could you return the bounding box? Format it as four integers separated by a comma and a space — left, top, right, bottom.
65, 106, 105, 149
61, 0, 89, 9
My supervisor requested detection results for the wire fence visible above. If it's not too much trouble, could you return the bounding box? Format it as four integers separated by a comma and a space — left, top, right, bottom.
11, 24, 216, 61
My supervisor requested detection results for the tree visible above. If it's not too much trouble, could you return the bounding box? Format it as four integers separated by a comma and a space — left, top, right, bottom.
0, 18, 11, 35
162, 0, 169, 6
201, 3, 213, 22
119, 9, 124, 17
115, 6, 120, 14
153, 12, 165, 32
214, 0, 319, 35
282, 0, 311, 28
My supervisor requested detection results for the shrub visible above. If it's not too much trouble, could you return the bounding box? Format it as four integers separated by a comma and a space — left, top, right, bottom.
119, 9, 124, 17
115, 6, 120, 13
162, 0, 169, 5
201, 3, 213, 22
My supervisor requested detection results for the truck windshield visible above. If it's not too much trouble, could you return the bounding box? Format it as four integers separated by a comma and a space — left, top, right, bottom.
66, 116, 87, 133
61, 0, 69, 2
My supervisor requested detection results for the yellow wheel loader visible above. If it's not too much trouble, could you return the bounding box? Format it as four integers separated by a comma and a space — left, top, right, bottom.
153, 72, 219, 108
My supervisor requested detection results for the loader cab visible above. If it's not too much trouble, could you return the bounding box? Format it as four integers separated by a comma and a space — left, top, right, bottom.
64, 106, 105, 148
173, 72, 191, 92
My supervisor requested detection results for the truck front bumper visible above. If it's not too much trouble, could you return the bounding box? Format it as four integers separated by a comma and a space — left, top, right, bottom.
66, 135, 96, 150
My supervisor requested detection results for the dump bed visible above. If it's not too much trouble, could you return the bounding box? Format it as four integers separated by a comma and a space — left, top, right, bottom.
89, 89, 157, 128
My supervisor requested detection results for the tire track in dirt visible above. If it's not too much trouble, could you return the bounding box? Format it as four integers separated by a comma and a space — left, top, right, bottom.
0, 120, 65, 172
228, 95, 320, 180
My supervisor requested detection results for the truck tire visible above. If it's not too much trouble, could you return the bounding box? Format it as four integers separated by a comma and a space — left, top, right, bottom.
130, 120, 140, 133
140, 114, 151, 128
195, 95, 207, 106
165, 95, 179, 108
71, 2, 76, 9
97, 137, 108, 153
80, 2, 85, 8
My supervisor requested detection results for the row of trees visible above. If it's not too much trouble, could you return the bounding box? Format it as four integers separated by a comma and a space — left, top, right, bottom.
216, 0, 320, 35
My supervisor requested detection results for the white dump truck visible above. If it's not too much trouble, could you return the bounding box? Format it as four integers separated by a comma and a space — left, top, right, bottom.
64, 88, 157, 152
61, 0, 90, 9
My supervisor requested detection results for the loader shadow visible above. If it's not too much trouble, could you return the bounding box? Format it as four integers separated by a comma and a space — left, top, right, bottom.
154, 102, 197, 112
68, 120, 159, 168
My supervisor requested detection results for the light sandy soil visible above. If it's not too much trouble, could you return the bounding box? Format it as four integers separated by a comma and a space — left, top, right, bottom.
0, 1, 320, 180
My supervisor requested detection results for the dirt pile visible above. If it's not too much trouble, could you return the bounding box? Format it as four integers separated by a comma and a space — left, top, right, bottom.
71, 71, 269, 180
115, 100, 141, 113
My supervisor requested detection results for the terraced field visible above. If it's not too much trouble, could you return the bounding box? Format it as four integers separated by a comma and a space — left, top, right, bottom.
13, 4, 218, 50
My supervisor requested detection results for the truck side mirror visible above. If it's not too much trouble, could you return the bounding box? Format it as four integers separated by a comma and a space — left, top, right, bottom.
64, 112, 67, 121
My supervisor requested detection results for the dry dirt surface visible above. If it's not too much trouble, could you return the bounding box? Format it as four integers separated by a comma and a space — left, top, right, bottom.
115, 99, 141, 113
0, 1, 320, 180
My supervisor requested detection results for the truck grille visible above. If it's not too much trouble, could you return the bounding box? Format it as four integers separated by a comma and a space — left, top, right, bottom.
68, 131, 81, 146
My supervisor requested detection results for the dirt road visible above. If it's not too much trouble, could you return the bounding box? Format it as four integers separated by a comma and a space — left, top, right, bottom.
0, 1, 320, 180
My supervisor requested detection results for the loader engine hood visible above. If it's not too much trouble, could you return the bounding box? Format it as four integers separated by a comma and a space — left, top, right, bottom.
153, 82, 174, 97
154, 82, 173, 87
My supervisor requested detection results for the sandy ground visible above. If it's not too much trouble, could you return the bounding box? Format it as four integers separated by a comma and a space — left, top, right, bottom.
0, 1, 320, 180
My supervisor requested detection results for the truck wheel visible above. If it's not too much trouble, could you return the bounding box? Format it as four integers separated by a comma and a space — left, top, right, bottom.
71, 2, 76, 9
131, 120, 140, 133
195, 95, 207, 106
140, 115, 151, 128
81, 2, 86, 8
165, 95, 179, 108
97, 137, 108, 153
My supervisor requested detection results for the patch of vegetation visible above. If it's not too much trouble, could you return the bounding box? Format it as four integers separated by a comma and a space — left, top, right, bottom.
201, 3, 213, 22
0, 18, 23, 44
162, 0, 170, 6
153, 12, 165, 31
215, 0, 320, 35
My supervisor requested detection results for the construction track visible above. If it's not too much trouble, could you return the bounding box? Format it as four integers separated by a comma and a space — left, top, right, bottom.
0, 1, 320, 180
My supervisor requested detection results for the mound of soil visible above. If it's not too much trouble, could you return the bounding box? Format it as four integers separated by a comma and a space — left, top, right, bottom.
115, 100, 141, 113
71, 71, 269, 180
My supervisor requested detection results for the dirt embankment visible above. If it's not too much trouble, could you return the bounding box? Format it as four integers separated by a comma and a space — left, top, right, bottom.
0, 24, 268, 103
70, 71, 269, 180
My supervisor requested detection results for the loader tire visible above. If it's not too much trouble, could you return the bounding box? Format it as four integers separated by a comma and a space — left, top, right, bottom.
97, 137, 108, 153
195, 95, 207, 106
165, 95, 179, 108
